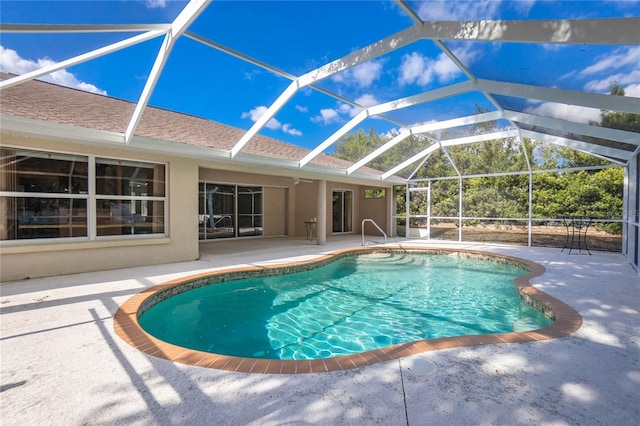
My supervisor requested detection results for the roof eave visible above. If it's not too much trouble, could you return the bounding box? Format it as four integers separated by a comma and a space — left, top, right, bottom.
1, 114, 403, 185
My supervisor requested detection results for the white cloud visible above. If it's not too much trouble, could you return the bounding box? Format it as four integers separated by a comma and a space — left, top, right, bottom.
282, 124, 302, 136
541, 43, 570, 52
399, 47, 476, 87
577, 47, 640, 96
380, 128, 403, 140
580, 46, 640, 77
398, 52, 430, 86
311, 108, 342, 125
338, 103, 355, 116
295, 105, 308, 113
331, 59, 384, 88
351, 61, 383, 87
336, 104, 359, 119
624, 84, 640, 98
512, 0, 537, 15
524, 102, 602, 124
355, 94, 378, 108
584, 70, 640, 94
242, 106, 277, 129
241, 105, 302, 136
311, 94, 380, 125
145, 0, 167, 9
416, 0, 501, 20
243, 70, 261, 80
436, 46, 476, 81
0, 45, 107, 95
311, 91, 385, 127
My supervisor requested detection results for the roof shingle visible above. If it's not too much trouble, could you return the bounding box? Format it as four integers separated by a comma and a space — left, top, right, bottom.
0, 74, 381, 175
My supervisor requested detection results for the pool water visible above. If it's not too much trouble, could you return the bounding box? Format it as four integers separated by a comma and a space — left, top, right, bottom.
139, 253, 552, 360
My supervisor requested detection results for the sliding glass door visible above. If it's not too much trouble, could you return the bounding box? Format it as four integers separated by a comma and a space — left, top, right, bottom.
332, 190, 353, 233
199, 182, 262, 240
237, 186, 263, 237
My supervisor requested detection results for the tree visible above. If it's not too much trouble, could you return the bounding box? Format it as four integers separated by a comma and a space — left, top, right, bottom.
529, 84, 636, 233
334, 127, 430, 175
600, 84, 640, 132
333, 86, 635, 236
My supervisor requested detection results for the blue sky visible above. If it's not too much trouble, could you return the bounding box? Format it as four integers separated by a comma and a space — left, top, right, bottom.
1, 0, 639, 151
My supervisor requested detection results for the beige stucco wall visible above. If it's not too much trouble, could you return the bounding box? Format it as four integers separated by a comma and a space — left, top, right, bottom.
196, 168, 386, 240
361, 186, 390, 237
1, 134, 199, 282
196, 171, 392, 242
1, 134, 393, 281
293, 181, 318, 237
263, 186, 287, 236
311, 182, 390, 239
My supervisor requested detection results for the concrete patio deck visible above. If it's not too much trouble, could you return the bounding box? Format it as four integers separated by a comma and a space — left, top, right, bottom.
1, 236, 638, 425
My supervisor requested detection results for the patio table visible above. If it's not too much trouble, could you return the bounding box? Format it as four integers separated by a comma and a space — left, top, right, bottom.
562, 216, 592, 255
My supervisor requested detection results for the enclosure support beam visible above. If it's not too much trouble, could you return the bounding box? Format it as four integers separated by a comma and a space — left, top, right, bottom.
622, 166, 630, 258
420, 18, 640, 45
458, 178, 463, 242
520, 134, 534, 248
520, 130, 632, 162
316, 180, 327, 245
305, 81, 472, 169
406, 185, 411, 240
125, 0, 209, 144
528, 171, 533, 247
427, 181, 432, 240
504, 110, 640, 147
0, 29, 167, 91
478, 79, 640, 114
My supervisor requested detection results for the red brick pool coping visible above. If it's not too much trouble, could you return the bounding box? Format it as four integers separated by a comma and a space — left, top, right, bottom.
114, 246, 582, 374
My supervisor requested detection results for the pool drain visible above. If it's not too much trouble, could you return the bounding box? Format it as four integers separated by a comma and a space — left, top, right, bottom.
400, 356, 438, 376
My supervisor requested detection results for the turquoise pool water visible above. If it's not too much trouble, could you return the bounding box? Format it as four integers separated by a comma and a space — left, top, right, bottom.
139, 253, 552, 360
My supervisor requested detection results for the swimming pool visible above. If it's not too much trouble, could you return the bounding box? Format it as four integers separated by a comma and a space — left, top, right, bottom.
114, 247, 582, 373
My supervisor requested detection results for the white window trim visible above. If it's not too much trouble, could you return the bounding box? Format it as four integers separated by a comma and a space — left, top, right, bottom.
0, 145, 169, 245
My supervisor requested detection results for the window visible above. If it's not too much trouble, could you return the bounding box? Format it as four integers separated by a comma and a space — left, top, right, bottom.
364, 188, 386, 199
1, 148, 88, 240
95, 158, 165, 236
332, 190, 353, 233
237, 186, 263, 237
199, 182, 262, 240
0, 147, 166, 241
199, 183, 235, 239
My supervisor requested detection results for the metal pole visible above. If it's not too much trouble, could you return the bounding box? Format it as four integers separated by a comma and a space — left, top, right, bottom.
427, 181, 431, 240
458, 177, 463, 242
406, 184, 411, 239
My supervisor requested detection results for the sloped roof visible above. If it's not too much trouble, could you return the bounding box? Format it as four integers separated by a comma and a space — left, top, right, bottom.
0, 72, 384, 178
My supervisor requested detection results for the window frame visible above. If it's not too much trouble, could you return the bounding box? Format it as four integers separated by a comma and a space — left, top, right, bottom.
363, 188, 386, 199
198, 181, 264, 240
93, 156, 167, 239
0, 146, 168, 243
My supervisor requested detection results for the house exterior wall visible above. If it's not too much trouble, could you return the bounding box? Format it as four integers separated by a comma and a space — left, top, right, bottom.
0, 134, 199, 282
361, 186, 390, 238
323, 182, 390, 237
293, 181, 318, 237
1, 135, 392, 281
263, 186, 287, 237
198, 168, 295, 237
195, 172, 393, 242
